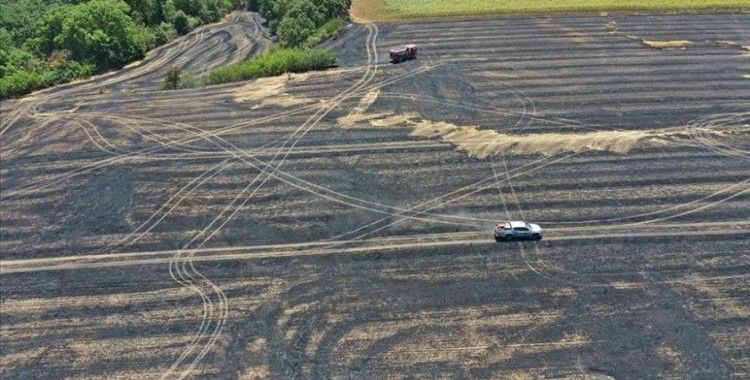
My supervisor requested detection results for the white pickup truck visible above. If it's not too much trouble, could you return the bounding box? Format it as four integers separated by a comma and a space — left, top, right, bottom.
495, 221, 543, 242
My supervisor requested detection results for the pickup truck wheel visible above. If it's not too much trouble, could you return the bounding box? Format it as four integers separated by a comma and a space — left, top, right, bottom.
505, 235, 513, 241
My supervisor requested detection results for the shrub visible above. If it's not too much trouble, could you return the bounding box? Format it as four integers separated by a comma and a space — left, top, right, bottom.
208, 48, 335, 84
179, 71, 202, 88
151, 22, 178, 45
0, 45, 34, 77
161, 66, 204, 90
0, 70, 46, 99
188, 15, 202, 29
163, 65, 182, 89
48, 60, 95, 83
136, 23, 158, 50
0, 60, 93, 99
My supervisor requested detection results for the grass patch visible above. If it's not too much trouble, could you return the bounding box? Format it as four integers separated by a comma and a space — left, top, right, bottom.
302, 17, 347, 48
207, 48, 336, 85
353, 0, 750, 20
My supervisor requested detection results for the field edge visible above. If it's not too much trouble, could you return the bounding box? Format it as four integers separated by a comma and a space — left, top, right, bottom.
350, 0, 750, 21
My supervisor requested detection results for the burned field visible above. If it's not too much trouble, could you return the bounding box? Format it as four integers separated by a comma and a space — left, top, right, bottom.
1, 11, 749, 379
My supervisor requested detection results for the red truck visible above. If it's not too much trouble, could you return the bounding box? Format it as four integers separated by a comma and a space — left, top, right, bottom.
389, 44, 417, 63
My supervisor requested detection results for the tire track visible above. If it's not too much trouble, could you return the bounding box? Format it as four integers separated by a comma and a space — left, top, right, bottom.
2, 224, 748, 274
1, 58, 459, 201
164, 19, 385, 380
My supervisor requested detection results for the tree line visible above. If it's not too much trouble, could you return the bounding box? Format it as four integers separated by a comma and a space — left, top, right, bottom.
164, 0, 350, 90
250, 0, 350, 47
0, 0, 241, 98
1, 0, 352, 98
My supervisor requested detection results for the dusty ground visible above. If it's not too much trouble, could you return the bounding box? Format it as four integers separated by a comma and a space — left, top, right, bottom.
1, 10, 749, 379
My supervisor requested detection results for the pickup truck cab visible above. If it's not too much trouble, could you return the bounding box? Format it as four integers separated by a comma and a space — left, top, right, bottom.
495, 221, 543, 242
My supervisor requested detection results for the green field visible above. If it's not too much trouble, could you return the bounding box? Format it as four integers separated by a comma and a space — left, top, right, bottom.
352, 0, 750, 20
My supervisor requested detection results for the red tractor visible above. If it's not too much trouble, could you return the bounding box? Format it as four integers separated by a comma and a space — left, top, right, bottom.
389, 44, 417, 64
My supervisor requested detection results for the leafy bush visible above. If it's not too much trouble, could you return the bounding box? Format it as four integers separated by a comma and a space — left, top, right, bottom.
0, 45, 34, 77
49, 60, 96, 82
151, 22, 179, 45
0, 70, 46, 99
161, 66, 204, 90
172, 10, 191, 34
163, 66, 183, 89
178, 71, 202, 88
208, 48, 335, 84
0, 60, 94, 99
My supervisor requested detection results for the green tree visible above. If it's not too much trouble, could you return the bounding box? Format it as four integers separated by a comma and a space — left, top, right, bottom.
163, 0, 178, 19
255, 0, 349, 39
31, 0, 146, 70
173, 10, 191, 34
151, 21, 177, 44
0, 27, 12, 52
126, 0, 154, 23
174, 0, 203, 15
0, 29, 34, 76
203, 0, 234, 22
318, 0, 350, 19
274, 0, 323, 47
24, 5, 69, 57
149, 0, 166, 24
276, 12, 316, 47
257, 0, 285, 31
288, 0, 324, 25
0, 0, 63, 46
